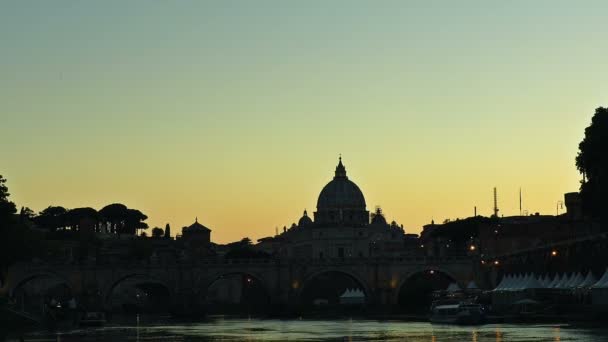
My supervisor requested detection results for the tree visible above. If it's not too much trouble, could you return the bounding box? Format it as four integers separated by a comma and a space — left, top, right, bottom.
576, 107, 608, 222
65, 207, 99, 231
125, 209, 148, 235
224, 237, 269, 259
20, 206, 35, 220
164, 223, 171, 239
99, 204, 148, 235
0, 175, 45, 272
35, 206, 68, 232
99, 203, 129, 234
0, 175, 17, 225
151, 227, 164, 238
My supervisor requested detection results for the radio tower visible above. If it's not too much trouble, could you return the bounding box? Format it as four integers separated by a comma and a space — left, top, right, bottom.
493, 187, 499, 218
519, 188, 522, 216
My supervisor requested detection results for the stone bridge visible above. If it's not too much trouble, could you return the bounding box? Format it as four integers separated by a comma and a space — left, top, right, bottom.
1, 256, 477, 310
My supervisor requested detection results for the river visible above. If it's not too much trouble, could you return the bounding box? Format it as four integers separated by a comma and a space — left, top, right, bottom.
8, 317, 608, 341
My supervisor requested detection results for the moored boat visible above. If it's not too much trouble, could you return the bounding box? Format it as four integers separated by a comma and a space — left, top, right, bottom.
430, 303, 486, 325
79, 311, 106, 327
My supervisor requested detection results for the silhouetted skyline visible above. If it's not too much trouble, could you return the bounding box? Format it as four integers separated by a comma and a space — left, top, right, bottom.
1, 1, 604, 242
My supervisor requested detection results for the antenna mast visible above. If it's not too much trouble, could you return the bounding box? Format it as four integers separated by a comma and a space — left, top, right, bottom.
519, 188, 522, 216
493, 187, 499, 218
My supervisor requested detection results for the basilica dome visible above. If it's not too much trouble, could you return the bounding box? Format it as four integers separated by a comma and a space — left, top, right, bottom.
298, 210, 313, 227
317, 157, 366, 210
314, 158, 369, 226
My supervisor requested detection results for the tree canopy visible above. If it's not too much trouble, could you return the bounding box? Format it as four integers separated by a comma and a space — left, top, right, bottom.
0, 175, 45, 272
576, 107, 608, 221
0, 175, 17, 225
98, 204, 148, 235
151, 227, 164, 238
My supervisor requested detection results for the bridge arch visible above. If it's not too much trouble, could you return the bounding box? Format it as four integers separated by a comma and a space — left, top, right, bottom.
298, 268, 371, 305
103, 273, 174, 313
394, 267, 460, 311
9, 271, 74, 316
197, 271, 272, 314
9, 271, 73, 297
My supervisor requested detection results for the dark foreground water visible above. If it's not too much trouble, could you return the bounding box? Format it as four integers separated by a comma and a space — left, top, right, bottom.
9, 317, 608, 341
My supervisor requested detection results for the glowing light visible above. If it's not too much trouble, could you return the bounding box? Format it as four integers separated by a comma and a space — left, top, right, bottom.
551, 250, 558, 257
469, 245, 476, 251
429, 270, 435, 274
494, 260, 500, 266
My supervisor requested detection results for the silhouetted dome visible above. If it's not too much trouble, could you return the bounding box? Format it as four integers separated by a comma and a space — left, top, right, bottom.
370, 207, 387, 225
317, 158, 366, 210
298, 210, 313, 227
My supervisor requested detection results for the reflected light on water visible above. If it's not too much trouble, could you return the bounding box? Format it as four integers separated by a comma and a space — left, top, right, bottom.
554, 326, 561, 342
495, 327, 503, 342
18, 319, 608, 342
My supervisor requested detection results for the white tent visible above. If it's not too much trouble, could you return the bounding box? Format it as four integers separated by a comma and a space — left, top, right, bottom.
592, 269, 608, 289
563, 273, 576, 288
494, 274, 512, 291
547, 274, 560, 288
578, 271, 598, 288
569, 273, 584, 288
537, 275, 547, 287
340, 288, 365, 305
446, 282, 461, 293
503, 274, 515, 291
542, 275, 552, 287
555, 273, 571, 289
522, 274, 544, 289
513, 274, 528, 291
506, 274, 523, 291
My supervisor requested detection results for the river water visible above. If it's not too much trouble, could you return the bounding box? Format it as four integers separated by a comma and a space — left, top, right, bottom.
11, 317, 608, 341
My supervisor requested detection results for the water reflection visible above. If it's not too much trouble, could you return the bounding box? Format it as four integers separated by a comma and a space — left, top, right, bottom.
13, 318, 608, 342
495, 327, 502, 342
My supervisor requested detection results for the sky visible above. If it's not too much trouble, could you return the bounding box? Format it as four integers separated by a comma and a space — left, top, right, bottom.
1, 1, 606, 243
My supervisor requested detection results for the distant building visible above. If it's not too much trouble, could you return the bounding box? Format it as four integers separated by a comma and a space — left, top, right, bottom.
258, 158, 407, 259
179, 218, 213, 258
181, 218, 211, 244
418, 191, 597, 259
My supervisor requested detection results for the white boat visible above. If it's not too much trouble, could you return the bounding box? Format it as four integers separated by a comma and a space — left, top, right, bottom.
79, 311, 106, 327
430, 303, 485, 325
